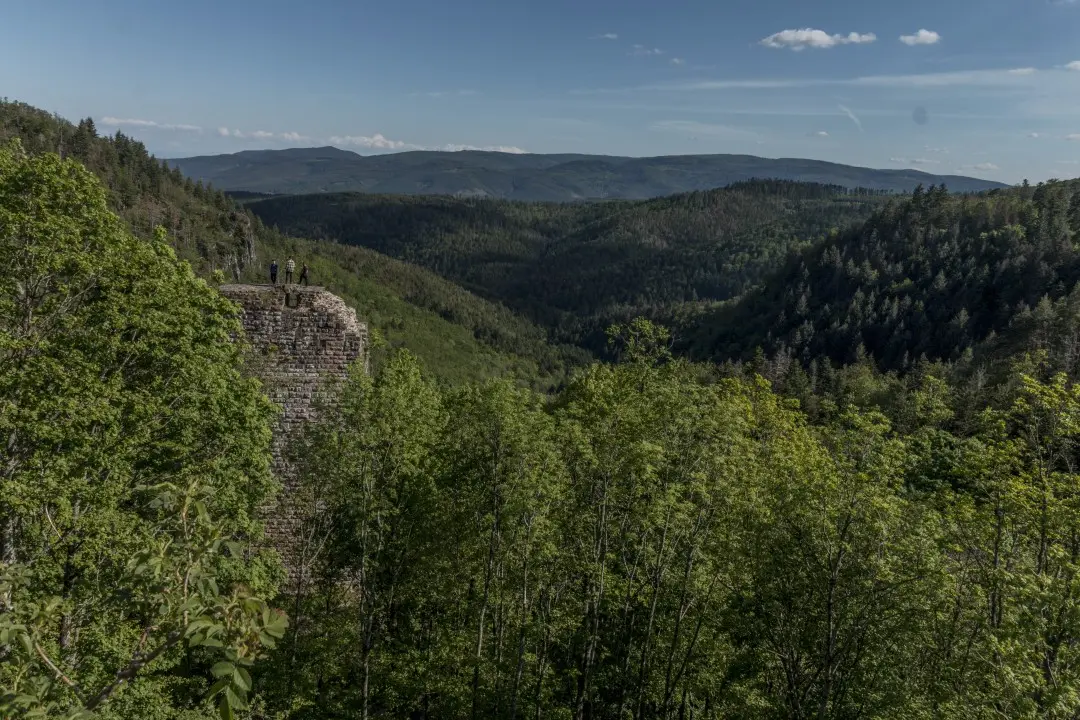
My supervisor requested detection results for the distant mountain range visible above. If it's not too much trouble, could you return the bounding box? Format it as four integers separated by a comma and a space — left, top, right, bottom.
167, 147, 1009, 201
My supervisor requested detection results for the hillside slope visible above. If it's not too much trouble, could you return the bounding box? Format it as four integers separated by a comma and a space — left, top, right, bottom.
170, 146, 1009, 199
248, 181, 888, 349
0, 100, 581, 387
688, 181, 1080, 377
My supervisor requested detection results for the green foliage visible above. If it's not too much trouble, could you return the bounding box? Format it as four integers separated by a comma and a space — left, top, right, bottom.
246, 182, 886, 352
13, 98, 1080, 719
0, 98, 584, 388
696, 180, 1080, 377
0, 143, 285, 719
244, 232, 587, 389
171, 145, 1004, 198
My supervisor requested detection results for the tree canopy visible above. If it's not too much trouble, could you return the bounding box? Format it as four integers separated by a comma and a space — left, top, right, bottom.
0, 142, 285, 720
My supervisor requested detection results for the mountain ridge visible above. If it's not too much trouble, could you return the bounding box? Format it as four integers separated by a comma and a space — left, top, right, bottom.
169, 147, 1009, 200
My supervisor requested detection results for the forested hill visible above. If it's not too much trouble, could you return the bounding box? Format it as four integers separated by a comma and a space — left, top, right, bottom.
688, 180, 1080, 377
21, 101, 1080, 720
248, 182, 887, 349
169, 145, 1009, 199
0, 99, 586, 386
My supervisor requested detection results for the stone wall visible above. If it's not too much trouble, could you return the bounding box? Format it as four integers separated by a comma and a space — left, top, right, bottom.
219, 284, 367, 575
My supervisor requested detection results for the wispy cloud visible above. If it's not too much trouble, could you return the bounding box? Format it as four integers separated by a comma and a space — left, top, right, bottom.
412, 89, 479, 98
217, 127, 309, 141
899, 29, 941, 46
1008, 67, 1037, 75
837, 104, 863, 132
575, 67, 1051, 95
649, 120, 756, 138
440, 144, 528, 153
891, 157, 941, 165
102, 117, 201, 132
330, 133, 415, 150
329, 133, 525, 153
670, 57, 686, 66
1068, 134, 1080, 141
630, 44, 664, 56
1029, 132, 1043, 138
1066, 61, 1080, 71
814, 130, 829, 137
760, 28, 876, 51
959, 162, 1000, 171
591, 33, 618, 40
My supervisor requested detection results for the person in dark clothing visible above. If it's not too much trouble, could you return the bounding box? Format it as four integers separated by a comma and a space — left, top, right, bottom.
270, 260, 279, 285
299, 263, 309, 286
285, 258, 295, 284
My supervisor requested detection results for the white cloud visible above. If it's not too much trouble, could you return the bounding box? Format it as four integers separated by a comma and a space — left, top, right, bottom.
1067, 61, 1080, 71
631, 44, 664, 56
217, 127, 308, 142
329, 134, 526, 154
1068, 134, 1080, 141
439, 144, 528, 153
670, 57, 686, 66
891, 157, 941, 165
959, 162, 1000, 172
330, 133, 415, 150
838, 104, 863, 132
1029, 132, 1042, 138
102, 117, 201, 132
592, 33, 618, 40
815, 130, 829, 137
1008, 67, 1037, 75
899, 29, 941, 46
760, 28, 876, 51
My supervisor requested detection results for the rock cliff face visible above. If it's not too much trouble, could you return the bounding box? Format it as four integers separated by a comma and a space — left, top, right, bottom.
219, 284, 367, 573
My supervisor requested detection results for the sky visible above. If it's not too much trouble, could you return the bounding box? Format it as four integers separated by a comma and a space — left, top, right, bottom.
2, 0, 1080, 183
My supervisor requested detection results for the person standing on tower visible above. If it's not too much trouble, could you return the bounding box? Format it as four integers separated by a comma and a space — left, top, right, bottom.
269, 259, 279, 285
299, 263, 309, 286
285, 257, 295, 284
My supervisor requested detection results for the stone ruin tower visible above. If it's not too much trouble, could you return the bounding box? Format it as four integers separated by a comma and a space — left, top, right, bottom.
219, 284, 368, 574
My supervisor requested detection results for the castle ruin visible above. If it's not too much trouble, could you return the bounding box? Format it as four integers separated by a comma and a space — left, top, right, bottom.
219, 284, 368, 572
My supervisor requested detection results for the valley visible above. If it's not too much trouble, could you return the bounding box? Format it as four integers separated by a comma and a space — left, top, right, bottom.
8, 95, 1080, 720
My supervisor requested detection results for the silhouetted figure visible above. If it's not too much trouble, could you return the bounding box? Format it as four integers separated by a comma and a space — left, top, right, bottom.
299, 263, 309, 286
270, 260, 278, 285
285, 257, 295, 284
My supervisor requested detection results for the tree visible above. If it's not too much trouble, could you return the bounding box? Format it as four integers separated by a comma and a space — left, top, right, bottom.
0, 142, 285, 719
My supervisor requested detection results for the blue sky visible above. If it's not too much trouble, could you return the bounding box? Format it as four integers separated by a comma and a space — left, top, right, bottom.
3, 0, 1080, 183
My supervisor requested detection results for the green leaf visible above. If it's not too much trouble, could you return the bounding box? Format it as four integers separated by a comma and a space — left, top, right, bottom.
216, 692, 234, 720
234, 666, 252, 692
208, 677, 231, 699
211, 661, 235, 679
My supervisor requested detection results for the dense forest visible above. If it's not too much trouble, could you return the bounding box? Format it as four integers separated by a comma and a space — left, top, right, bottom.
10, 95, 1080, 719
168, 145, 1007, 199
694, 180, 1080, 371
0, 99, 585, 388
249, 186, 887, 349
248, 174, 1080, 388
